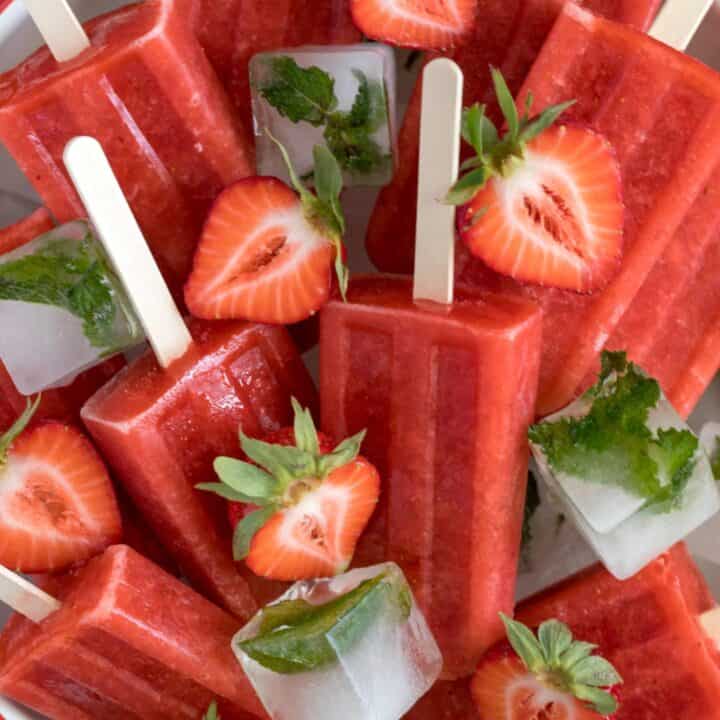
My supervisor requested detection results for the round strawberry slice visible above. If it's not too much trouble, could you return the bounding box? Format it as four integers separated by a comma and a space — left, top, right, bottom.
0, 398, 121, 573
449, 69, 623, 294
472, 614, 622, 720
199, 398, 379, 581
185, 140, 348, 325
351, 0, 477, 51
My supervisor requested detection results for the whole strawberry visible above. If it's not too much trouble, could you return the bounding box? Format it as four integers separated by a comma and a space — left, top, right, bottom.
199, 398, 379, 581
472, 614, 622, 720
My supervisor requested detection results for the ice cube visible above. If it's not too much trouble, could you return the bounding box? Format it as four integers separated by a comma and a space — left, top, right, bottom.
530, 356, 720, 580
250, 44, 397, 187
234, 563, 442, 720
0, 220, 143, 395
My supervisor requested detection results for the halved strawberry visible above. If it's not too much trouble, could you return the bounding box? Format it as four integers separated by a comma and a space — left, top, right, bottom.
351, 0, 477, 50
0, 398, 121, 573
449, 69, 623, 293
472, 615, 622, 720
185, 140, 348, 324
200, 399, 379, 581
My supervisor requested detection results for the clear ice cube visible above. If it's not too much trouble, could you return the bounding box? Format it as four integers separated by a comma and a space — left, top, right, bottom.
250, 44, 397, 187
234, 563, 442, 720
0, 220, 143, 395
530, 364, 720, 580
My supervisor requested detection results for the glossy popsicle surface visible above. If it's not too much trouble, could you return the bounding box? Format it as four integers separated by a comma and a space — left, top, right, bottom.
0, 545, 264, 720
0, 0, 252, 302
320, 275, 542, 678
366, 0, 661, 275
82, 319, 317, 620
516, 543, 720, 720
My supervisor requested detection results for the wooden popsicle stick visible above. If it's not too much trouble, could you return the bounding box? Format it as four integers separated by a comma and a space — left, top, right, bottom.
63, 137, 192, 369
413, 58, 463, 305
649, 0, 713, 52
0, 565, 60, 623
700, 607, 720, 648
21, 0, 90, 63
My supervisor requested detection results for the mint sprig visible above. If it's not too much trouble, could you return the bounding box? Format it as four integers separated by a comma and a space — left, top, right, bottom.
260, 57, 391, 177
197, 398, 366, 560
501, 614, 622, 716
267, 131, 349, 299
529, 351, 699, 514
203, 701, 220, 720
237, 573, 402, 674
446, 68, 575, 206
521, 470, 540, 554
0, 227, 138, 351
711, 437, 720, 481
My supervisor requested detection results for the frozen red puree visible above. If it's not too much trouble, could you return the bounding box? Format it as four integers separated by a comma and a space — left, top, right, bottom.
82, 319, 317, 620
516, 543, 720, 720
405, 678, 477, 720
366, 0, 661, 274
0, 545, 264, 720
456, 5, 720, 416
0, 208, 124, 428
189, 0, 360, 133
0, 1, 252, 301
320, 275, 542, 678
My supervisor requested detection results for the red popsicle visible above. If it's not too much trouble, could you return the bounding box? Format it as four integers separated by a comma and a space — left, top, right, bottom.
0, 545, 264, 719
515, 543, 720, 720
189, 0, 360, 134
366, 0, 662, 275
0, 0, 252, 301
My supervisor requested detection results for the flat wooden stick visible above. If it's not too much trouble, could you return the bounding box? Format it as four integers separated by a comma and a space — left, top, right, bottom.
0, 565, 60, 623
21, 0, 90, 62
413, 58, 463, 305
649, 0, 713, 51
700, 607, 720, 648
63, 137, 192, 369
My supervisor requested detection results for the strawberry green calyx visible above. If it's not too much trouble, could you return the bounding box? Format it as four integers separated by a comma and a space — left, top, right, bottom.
0, 395, 41, 467
197, 397, 366, 560
446, 68, 575, 206
203, 701, 220, 720
500, 614, 622, 716
266, 130, 349, 299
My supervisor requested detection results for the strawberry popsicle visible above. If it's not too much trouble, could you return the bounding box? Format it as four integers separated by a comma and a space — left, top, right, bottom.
366, 0, 662, 274
0, 545, 264, 719
0, 208, 124, 428
0, 0, 252, 301
190, 0, 360, 135
62, 136, 317, 620
515, 543, 720, 719
455, 4, 720, 417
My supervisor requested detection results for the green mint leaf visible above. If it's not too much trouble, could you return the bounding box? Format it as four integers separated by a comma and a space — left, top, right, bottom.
233, 505, 278, 561
572, 655, 623, 688
213, 456, 279, 500
646, 428, 698, 513
237, 574, 390, 674
521, 470, 541, 553
261, 56, 336, 126
538, 619, 573, 665
291, 397, 320, 457
318, 430, 366, 478
324, 118, 390, 177
0, 395, 41, 462
572, 685, 619, 716
348, 70, 387, 134
519, 100, 575, 143
265, 129, 316, 206
195, 481, 269, 505
258, 599, 319, 635
491, 66, 519, 139
446, 166, 490, 206
0, 230, 128, 351
203, 700, 220, 720
711, 437, 720, 481
597, 350, 629, 386
500, 614, 546, 673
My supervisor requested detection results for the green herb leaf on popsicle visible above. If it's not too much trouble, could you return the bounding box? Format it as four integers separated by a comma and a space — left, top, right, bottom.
259, 57, 391, 177
0, 230, 137, 352
236, 572, 407, 674
529, 351, 699, 513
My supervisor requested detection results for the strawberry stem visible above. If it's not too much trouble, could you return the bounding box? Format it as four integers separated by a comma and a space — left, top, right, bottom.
0, 395, 41, 466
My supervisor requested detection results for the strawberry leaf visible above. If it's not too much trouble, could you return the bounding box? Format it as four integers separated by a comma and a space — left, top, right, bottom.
500, 613, 546, 673
233, 505, 278, 561
292, 397, 320, 456
195, 481, 267, 505
491, 67, 519, 139
462, 103, 486, 156
240, 432, 315, 484
559, 640, 597, 669
203, 700, 220, 720
445, 167, 490, 205
213, 456, 279, 500
571, 655, 623, 688
318, 429, 366, 478
0, 395, 41, 463
519, 100, 576, 144
572, 685, 619, 716
538, 619, 573, 665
